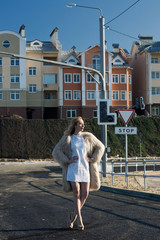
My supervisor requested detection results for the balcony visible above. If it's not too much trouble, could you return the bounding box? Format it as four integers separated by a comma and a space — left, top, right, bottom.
43, 84, 58, 91
44, 99, 58, 107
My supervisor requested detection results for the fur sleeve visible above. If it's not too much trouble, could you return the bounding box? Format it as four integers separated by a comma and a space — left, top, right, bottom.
52, 136, 70, 167
83, 132, 105, 163
91, 134, 105, 163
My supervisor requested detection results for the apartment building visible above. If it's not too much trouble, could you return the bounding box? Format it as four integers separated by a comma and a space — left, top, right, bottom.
59, 44, 133, 118
0, 26, 61, 119
0, 25, 26, 117
59, 45, 102, 118
26, 27, 60, 119
131, 35, 160, 116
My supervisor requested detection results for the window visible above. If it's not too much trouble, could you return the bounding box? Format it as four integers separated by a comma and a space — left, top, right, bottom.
29, 84, 37, 93
115, 59, 121, 63
121, 91, 126, 100
64, 90, 72, 100
73, 90, 81, 100
44, 93, 54, 99
105, 74, 108, 84
0, 92, 3, 100
10, 92, 20, 100
152, 87, 160, 95
129, 75, 132, 84
152, 106, 159, 116
93, 110, 97, 118
33, 42, 40, 46
151, 58, 158, 63
29, 67, 36, 76
66, 109, 76, 118
87, 73, 94, 83
112, 91, 119, 100
73, 74, 80, 83
64, 73, 72, 83
10, 75, 20, 83
10, 58, 19, 66
44, 74, 57, 84
0, 75, 2, 83
0, 58, 2, 66
87, 90, 96, 100
120, 74, 126, 83
129, 91, 132, 101
69, 59, 75, 63
92, 55, 100, 70
3, 40, 10, 48
112, 74, 119, 83
152, 71, 160, 79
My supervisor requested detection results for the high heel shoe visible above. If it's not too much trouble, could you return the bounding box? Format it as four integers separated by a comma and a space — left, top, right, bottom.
77, 224, 84, 231
69, 213, 77, 229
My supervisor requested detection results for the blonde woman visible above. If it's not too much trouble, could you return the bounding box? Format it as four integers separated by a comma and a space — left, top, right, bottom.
52, 117, 105, 230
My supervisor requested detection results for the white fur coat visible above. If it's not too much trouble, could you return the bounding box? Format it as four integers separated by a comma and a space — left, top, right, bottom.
52, 132, 105, 192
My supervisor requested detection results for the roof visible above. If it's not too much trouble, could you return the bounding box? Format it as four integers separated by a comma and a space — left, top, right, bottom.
60, 50, 81, 62
111, 52, 129, 66
122, 48, 129, 54
147, 42, 160, 53
134, 41, 151, 52
26, 41, 58, 52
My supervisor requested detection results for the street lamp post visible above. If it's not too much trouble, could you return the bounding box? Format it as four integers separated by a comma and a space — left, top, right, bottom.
67, 3, 107, 176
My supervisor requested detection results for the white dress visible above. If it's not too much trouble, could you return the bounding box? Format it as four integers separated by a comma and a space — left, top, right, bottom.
66, 134, 90, 182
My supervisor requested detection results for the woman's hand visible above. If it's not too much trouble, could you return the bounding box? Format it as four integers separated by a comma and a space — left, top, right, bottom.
68, 156, 78, 164
85, 156, 94, 163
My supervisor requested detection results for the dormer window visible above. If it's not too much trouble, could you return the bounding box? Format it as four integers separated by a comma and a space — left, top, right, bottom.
112, 56, 124, 66
69, 59, 75, 63
65, 56, 79, 65
115, 59, 121, 63
33, 42, 40, 46
31, 40, 42, 47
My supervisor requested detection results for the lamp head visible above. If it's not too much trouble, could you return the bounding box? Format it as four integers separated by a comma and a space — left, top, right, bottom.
66, 3, 77, 7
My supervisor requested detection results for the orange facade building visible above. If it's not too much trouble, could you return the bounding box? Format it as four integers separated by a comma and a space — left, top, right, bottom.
59, 44, 133, 119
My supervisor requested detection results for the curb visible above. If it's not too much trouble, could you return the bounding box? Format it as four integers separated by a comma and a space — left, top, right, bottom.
100, 185, 160, 201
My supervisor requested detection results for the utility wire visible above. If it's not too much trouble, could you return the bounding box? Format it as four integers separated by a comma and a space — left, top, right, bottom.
105, 0, 141, 25
106, 27, 153, 45
106, 27, 138, 41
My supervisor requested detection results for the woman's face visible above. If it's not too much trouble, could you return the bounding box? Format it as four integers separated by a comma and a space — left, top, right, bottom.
74, 119, 85, 133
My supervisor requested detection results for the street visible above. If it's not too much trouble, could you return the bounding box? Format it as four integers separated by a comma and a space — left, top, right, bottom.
0, 161, 160, 240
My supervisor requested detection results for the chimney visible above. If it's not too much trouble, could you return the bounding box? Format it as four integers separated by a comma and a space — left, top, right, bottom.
50, 27, 59, 45
19, 24, 25, 37
112, 43, 119, 53
138, 35, 153, 46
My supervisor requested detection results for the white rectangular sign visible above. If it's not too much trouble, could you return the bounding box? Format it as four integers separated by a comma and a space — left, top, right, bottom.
115, 127, 137, 135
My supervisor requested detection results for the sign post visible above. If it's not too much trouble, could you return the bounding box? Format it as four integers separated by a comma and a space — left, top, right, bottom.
116, 109, 136, 187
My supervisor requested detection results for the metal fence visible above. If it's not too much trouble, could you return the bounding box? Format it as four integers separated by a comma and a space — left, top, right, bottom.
100, 157, 160, 191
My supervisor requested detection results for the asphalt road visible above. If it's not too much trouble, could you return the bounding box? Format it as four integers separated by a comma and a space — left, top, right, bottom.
0, 161, 160, 240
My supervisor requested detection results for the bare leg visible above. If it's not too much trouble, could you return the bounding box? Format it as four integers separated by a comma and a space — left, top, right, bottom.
70, 182, 89, 230
70, 182, 83, 228
80, 182, 90, 209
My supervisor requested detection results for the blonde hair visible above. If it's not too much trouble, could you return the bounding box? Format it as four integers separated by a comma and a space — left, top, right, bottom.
64, 116, 83, 136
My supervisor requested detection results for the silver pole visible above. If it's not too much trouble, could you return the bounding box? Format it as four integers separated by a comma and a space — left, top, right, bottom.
100, 16, 107, 177
125, 124, 128, 187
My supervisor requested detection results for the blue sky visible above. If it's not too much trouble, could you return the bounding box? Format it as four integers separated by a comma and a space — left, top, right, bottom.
0, 0, 160, 53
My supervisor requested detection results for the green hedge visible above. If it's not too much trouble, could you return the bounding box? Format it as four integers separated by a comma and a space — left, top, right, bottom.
0, 117, 160, 159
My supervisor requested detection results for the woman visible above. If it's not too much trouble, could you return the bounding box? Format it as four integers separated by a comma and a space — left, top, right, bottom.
52, 117, 105, 230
